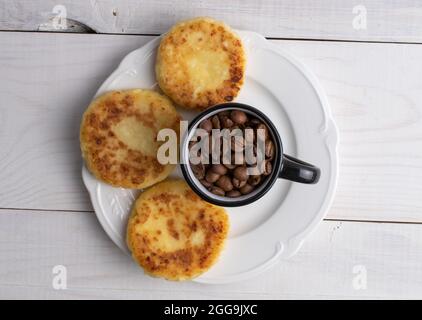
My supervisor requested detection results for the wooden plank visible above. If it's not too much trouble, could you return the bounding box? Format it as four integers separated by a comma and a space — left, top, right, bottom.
279, 40, 422, 223
1, 0, 422, 43
1, 32, 422, 223
0, 33, 151, 211
0, 209, 421, 299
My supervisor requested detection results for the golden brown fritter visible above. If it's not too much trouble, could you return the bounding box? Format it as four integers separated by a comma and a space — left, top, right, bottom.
156, 17, 246, 110
80, 89, 181, 189
127, 179, 229, 281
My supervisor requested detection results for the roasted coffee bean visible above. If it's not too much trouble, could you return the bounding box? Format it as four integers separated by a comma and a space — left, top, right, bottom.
230, 110, 248, 125
231, 135, 245, 152
200, 179, 212, 188
199, 119, 213, 132
255, 142, 268, 162
256, 123, 268, 140
209, 134, 222, 155
248, 118, 261, 126
218, 110, 231, 119
263, 160, 272, 176
221, 150, 237, 168
232, 177, 247, 189
244, 145, 257, 165
248, 175, 261, 186
223, 163, 237, 170
265, 140, 275, 159
188, 109, 276, 199
226, 190, 242, 197
231, 152, 245, 166
233, 166, 248, 181
220, 116, 234, 128
191, 163, 205, 179
210, 186, 225, 196
210, 164, 228, 175
216, 175, 233, 192
247, 165, 262, 176
244, 126, 254, 143
205, 170, 220, 183
188, 141, 200, 157
240, 183, 254, 195
221, 148, 232, 165
204, 135, 212, 154
211, 115, 221, 129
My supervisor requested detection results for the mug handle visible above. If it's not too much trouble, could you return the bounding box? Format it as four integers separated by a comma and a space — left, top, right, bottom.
279, 154, 321, 184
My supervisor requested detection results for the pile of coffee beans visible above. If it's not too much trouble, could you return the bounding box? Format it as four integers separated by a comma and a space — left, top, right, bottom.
189, 110, 275, 198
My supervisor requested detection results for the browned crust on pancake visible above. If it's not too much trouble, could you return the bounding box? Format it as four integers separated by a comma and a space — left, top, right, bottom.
127, 179, 229, 280
80, 90, 181, 189
156, 17, 246, 110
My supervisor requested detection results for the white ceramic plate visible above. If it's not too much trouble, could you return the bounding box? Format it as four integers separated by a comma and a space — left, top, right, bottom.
82, 31, 338, 284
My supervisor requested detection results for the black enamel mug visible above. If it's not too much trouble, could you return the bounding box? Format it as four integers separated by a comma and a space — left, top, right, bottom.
180, 103, 320, 207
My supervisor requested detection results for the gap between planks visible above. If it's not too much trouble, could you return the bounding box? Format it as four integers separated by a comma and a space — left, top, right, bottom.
2, 29, 422, 46
2, 207, 422, 226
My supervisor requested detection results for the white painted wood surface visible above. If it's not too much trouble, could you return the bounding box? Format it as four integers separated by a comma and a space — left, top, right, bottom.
1, 2, 422, 299
1, 209, 421, 299
1, 0, 422, 43
1, 32, 422, 223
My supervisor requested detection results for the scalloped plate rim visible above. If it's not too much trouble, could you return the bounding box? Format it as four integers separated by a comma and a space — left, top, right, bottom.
81, 30, 339, 284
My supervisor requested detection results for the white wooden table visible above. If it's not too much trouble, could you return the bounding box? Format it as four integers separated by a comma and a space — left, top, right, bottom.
1, 0, 422, 299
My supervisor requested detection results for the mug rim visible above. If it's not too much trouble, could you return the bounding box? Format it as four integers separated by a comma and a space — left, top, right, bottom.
180, 102, 283, 207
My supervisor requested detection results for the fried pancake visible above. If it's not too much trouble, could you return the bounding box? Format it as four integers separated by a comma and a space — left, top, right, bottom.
80, 89, 181, 189
127, 179, 229, 281
156, 17, 246, 110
